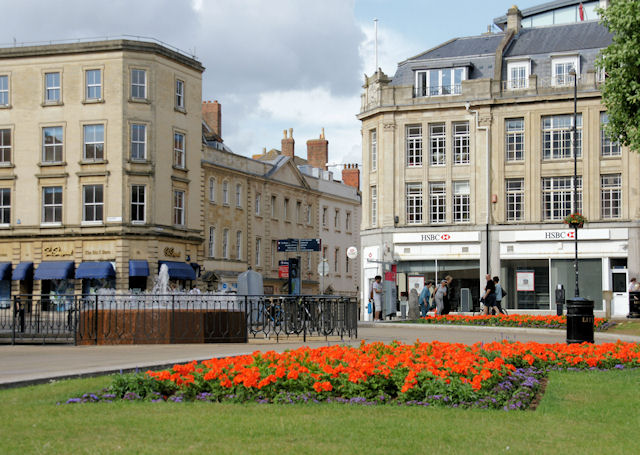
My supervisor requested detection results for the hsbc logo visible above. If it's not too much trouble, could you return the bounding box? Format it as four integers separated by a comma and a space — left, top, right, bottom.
544, 231, 575, 240
420, 233, 452, 242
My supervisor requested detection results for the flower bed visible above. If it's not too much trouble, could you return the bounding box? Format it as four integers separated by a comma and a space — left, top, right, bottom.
416, 314, 611, 330
65, 341, 640, 411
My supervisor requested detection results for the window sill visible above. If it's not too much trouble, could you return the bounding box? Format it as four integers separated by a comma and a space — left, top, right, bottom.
128, 159, 151, 165
41, 101, 63, 107
235, 206, 243, 210
505, 159, 525, 164
172, 165, 188, 172
82, 99, 105, 105
38, 161, 67, 167
79, 159, 108, 165
81, 221, 104, 226
600, 155, 622, 160
40, 223, 62, 228
174, 106, 187, 114
0, 163, 15, 168
131, 221, 146, 225
129, 98, 150, 104
0, 104, 12, 109
0, 224, 10, 229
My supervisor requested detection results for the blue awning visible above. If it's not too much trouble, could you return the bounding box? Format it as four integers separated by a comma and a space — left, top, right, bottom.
0, 262, 11, 280
34, 261, 75, 280
129, 260, 149, 277
12, 262, 33, 281
75, 262, 115, 279
158, 261, 196, 280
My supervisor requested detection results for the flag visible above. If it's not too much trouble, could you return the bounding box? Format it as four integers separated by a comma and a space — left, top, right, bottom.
579, 3, 585, 21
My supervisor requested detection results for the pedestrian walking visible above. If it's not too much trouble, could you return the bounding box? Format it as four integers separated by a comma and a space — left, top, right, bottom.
419, 281, 431, 318
481, 274, 497, 315
370, 275, 384, 321
492, 276, 507, 315
434, 280, 447, 315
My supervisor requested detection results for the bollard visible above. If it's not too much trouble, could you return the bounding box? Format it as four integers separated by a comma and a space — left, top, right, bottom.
566, 297, 594, 344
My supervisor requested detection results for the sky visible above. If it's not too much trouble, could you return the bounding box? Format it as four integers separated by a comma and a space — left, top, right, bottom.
2, 0, 545, 178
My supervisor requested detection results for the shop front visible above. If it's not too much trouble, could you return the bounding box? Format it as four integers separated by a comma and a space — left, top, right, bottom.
499, 228, 628, 313
0, 262, 11, 308
393, 231, 482, 312
33, 260, 75, 311
76, 261, 116, 294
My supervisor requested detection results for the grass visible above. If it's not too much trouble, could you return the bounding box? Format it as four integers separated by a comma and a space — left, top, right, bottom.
0, 369, 639, 454
608, 319, 640, 336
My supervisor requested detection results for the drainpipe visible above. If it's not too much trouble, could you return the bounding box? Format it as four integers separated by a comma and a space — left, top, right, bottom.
466, 103, 491, 275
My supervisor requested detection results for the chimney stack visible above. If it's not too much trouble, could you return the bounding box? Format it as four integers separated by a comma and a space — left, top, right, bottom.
281, 127, 295, 158
202, 100, 222, 137
506, 5, 522, 34
307, 128, 328, 170
341, 163, 360, 190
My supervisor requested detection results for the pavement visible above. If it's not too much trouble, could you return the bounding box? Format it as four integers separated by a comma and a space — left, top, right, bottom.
1, 322, 639, 389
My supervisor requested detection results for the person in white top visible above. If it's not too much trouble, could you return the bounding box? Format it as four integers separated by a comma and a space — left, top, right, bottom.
370, 275, 384, 321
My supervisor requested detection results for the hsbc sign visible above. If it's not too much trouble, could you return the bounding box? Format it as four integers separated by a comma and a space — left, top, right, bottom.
513, 229, 611, 242
544, 231, 575, 239
394, 232, 480, 244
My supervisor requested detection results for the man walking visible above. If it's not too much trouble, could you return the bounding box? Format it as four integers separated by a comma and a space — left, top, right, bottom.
419, 281, 431, 317
481, 274, 497, 315
434, 280, 447, 315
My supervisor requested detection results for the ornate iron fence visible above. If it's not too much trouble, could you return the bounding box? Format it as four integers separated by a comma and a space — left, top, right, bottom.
0, 294, 358, 345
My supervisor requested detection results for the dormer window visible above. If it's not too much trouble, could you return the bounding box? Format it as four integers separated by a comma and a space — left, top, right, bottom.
415, 67, 466, 97
552, 55, 579, 87
506, 60, 530, 90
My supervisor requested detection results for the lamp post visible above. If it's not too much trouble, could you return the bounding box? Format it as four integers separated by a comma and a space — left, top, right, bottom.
569, 68, 579, 297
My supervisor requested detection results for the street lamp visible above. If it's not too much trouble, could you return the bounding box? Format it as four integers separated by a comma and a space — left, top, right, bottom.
569, 67, 579, 297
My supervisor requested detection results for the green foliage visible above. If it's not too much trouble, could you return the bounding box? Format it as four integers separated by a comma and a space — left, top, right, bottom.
597, 0, 640, 152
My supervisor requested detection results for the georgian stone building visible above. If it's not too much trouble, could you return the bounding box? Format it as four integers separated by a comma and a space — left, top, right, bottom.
0, 39, 204, 297
358, 0, 639, 317
202, 108, 361, 295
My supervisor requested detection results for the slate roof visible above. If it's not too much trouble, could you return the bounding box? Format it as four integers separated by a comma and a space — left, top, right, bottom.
409, 33, 505, 61
505, 21, 612, 57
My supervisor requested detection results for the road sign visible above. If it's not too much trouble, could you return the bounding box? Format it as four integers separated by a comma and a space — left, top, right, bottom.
277, 239, 299, 252
346, 246, 358, 259
278, 260, 289, 278
299, 238, 321, 252
317, 260, 329, 276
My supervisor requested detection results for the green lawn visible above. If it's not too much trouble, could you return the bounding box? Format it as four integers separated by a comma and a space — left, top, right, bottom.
608, 319, 640, 336
1, 369, 638, 454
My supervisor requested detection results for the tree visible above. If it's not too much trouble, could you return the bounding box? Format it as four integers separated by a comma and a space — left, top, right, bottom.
597, 0, 640, 153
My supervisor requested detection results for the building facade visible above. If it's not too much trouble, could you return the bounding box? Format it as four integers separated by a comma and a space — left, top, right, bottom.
0, 39, 204, 298
202, 115, 361, 296
358, 1, 639, 317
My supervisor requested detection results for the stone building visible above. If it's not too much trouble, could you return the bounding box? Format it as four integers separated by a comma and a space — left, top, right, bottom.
0, 39, 204, 297
358, 0, 639, 317
203, 108, 361, 295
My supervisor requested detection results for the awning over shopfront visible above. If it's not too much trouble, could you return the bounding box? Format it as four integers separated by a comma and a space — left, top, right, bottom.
12, 262, 33, 281
34, 261, 75, 280
0, 262, 11, 280
75, 262, 115, 279
129, 260, 150, 277
158, 261, 196, 280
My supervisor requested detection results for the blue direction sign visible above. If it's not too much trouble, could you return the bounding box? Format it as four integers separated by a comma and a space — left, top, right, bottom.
299, 238, 321, 252
277, 239, 299, 252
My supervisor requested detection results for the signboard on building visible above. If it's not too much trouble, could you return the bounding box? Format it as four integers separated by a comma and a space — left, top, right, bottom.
299, 238, 321, 252
393, 232, 480, 244
278, 260, 289, 278
513, 229, 610, 242
277, 239, 299, 252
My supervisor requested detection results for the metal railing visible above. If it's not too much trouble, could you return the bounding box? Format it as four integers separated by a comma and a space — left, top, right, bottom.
413, 84, 462, 97
502, 78, 529, 90
0, 294, 358, 345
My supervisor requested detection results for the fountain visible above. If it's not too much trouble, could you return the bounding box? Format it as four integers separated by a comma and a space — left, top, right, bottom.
151, 263, 170, 294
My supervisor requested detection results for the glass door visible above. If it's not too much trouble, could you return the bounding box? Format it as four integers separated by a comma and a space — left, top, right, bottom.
611, 269, 628, 316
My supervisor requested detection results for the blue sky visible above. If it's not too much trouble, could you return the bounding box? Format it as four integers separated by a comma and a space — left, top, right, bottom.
2, 0, 554, 176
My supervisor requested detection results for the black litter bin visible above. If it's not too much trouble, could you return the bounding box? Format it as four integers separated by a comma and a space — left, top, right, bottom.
566, 297, 594, 344
629, 292, 640, 318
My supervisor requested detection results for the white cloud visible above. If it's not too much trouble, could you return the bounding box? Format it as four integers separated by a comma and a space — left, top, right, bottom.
358, 19, 423, 77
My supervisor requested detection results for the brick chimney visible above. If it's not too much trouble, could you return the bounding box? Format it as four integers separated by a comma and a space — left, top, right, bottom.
506, 5, 522, 34
202, 100, 222, 137
306, 128, 328, 170
341, 163, 360, 189
281, 128, 295, 158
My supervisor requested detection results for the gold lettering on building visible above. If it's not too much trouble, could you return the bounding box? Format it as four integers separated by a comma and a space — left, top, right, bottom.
163, 247, 181, 258
85, 250, 112, 255
43, 246, 73, 257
